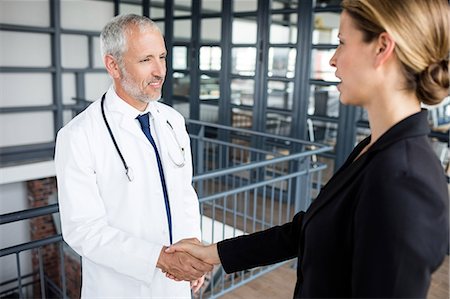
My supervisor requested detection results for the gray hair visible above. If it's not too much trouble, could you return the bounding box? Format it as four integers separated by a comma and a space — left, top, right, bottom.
100, 14, 160, 63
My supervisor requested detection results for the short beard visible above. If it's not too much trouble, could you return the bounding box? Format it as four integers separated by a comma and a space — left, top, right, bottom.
119, 64, 161, 104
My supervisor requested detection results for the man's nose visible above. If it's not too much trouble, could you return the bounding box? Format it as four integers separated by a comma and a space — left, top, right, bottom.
152, 60, 166, 77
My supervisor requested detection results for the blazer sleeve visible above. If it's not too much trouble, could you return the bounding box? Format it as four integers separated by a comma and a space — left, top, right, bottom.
217, 211, 304, 273
55, 124, 163, 285
352, 159, 449, 298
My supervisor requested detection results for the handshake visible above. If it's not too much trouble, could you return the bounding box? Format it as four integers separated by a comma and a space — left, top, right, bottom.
156, 238, 220, 292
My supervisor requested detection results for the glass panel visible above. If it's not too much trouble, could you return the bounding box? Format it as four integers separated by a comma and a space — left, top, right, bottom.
272, 1, 298, 9
84, 73, 111, 100
202, 0, 221, 12
62, 73, 76, 105
61, 0, 114, 31
313, 12, 340, 44
119, 3, 141, 15
0, 32, 51, 67
202, 18, 221, 42
232, 107, 253, 128
233, 0, 257, 12
150, 7, 165, 19
232, 18, 257, 44
173, 46, 188, 70
93, 36, 104, 68
173, 72, 190, 97
231, 47, 256, 76
267, 81, 294, 110
0, 112, 54, 147
315, 0, 342, 8
266, 113, 291, 136
270, 14, 297, 44
268, 47, 296, 78
308, 85, 340, 117
200, 75, 220, 99
200, 102, 219, 123
0, 0, 49, 27
174, 0, 191, 16
231, 79, 254, 106
200, 47, 221, 71
61, 34, 89, 68
310, 49, 338, 82
0, 73, 53, 107
174, 19, 191, 39
156, 21, 165, 33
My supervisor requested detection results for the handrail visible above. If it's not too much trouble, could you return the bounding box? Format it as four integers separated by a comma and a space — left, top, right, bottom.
0, 203, 59, 225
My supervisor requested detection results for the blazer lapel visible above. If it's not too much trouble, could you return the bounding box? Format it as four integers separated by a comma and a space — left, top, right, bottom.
301, 138, 371, 229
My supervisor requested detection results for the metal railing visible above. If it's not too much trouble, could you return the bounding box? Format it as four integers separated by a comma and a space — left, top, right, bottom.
0, 120, 332, 299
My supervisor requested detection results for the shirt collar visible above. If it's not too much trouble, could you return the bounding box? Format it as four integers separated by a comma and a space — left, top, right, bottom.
106, 85, 158, 118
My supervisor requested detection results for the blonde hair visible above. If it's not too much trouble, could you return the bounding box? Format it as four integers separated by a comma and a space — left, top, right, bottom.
342, 0, 449, 105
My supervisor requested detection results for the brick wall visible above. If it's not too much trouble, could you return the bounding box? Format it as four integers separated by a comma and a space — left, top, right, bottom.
27, 177, 81, 299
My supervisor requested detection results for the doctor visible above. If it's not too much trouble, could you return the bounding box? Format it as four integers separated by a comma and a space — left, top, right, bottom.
55, 14, 212, 298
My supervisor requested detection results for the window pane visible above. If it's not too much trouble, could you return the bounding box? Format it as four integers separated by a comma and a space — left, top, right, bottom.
174, 19, 191, 39
266, 113, 291, 136
0, 32, 51, 67
173, 72, 190, 97
0, 0, 49, 27
308, 85, 340, 117
270, 14, 297, 44
200, 47, 221, 71
315, 0, 342, 8
200, 75, 220, 99
174, 0, 191, 16
150, 7, 165, 19
313, 12, 339, 44
268, 47, 296, 78
120, 3, 141, 15
202, 0, 221, 12
310, 49, 338, 82
272, 1, 297, 9
233, 0, 257, 12
231, 47, 256, 76
1, 73, 53, 107
61, 34, 88, 68
202, 18, 221, 42
232, 108, 253, 128
232, 18, 257, 44
173, 46, 188, 70
61, 0, 114, 31
231, 79, 254, 106
267, 81, 293, 110
200, 102, 219, 123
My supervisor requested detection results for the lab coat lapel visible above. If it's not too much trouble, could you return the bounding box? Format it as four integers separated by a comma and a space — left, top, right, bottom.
148, 103, 172, 174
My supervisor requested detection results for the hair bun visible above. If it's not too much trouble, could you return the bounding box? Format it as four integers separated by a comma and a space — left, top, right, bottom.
417, 59, 449, 105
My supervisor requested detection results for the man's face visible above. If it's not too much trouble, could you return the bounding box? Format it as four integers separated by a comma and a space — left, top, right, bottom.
118, 25, 167, 104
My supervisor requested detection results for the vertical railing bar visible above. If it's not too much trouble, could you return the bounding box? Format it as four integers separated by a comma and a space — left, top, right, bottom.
262, 185, 267, 229
243, 191, 248, 233
59, 242, 67, 299
270, 184, 275, 226
16, 252, 23, 299
38, 248, 46, 298
252, 187, 257, 233
286, 177, 292, 222
278, 181, 283, 225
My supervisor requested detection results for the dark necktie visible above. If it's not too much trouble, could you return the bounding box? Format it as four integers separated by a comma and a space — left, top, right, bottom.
136, 113, 173, 245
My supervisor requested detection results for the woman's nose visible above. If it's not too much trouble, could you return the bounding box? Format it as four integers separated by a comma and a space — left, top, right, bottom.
329, 51, 337, 67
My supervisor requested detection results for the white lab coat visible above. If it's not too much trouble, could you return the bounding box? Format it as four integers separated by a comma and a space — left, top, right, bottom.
55, 87, 201, 298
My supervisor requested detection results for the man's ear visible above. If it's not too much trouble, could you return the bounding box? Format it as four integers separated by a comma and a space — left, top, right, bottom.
374, 32, 396, 67
104, 54, 121, 79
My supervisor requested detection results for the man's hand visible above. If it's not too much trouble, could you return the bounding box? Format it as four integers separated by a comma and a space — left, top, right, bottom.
156, 246, 213, 281
165, 238, 221, 265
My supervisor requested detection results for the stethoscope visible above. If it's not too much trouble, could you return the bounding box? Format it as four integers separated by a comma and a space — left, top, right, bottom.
100, 93, 186, 182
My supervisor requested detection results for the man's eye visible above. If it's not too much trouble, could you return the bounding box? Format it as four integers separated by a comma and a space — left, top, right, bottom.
140, 58, 150, 62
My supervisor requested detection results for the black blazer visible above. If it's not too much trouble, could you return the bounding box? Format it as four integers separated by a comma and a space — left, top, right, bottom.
217, 110, 449, 298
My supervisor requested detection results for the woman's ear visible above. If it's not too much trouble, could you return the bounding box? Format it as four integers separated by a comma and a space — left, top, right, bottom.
104, 54, 121, 79
374, 32, 396, 67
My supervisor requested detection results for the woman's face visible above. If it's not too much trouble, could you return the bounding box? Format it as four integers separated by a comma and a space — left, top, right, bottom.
329, 10, 378, 106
